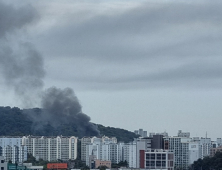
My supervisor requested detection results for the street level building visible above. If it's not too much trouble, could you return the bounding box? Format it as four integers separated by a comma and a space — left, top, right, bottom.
140, 149, 174, 170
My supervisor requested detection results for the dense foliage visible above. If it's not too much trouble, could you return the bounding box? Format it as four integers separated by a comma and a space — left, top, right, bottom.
191, 152, 222, 170
98, 124, 139, 143
0, 106, 138, 142
111, 160, 128, 168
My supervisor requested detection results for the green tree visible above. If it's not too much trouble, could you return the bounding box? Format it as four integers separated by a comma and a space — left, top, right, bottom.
98, 165, 108, 170
192, 152, 222, 170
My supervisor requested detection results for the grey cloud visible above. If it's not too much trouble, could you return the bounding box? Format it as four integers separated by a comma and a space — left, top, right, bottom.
0, 0, 43, 106
29, 0, 222, 91
36, 0, 222, 60
0, 43, 45, 106
0, 0, 38, 38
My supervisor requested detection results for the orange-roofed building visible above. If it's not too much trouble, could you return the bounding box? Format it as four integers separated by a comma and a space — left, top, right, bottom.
47, 163, 68, 169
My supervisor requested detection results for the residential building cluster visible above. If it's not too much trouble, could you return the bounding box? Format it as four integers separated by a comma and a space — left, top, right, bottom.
82, 135, 173, 170
0, 136, 78, 163
0, 130, 222, 170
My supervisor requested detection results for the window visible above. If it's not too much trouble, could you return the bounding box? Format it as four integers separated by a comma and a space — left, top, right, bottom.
1, 167, 4, 170
1, 160, 4, 163
157, 154, 161, 160
151, 161, 155, 167
146, 154, 150, 159
151, 154, 155, 159
162, 154, 166, 159
156, 161, 161, 167
162, 161, 166, 167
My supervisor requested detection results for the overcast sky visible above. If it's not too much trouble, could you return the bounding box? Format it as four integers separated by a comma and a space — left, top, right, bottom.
1, 0, 222, 140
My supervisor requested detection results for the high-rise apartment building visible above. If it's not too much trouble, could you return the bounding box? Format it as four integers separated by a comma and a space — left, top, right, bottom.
123, 142, 136, 168
81, 137, 92, 162
199, 138, 211, 159
164, 134, 200, 170
83, 136, 119, 166
164, 137, 191, 170
0, 137, 27, 163
22, 136, 77, 161
192, 137, 212, 159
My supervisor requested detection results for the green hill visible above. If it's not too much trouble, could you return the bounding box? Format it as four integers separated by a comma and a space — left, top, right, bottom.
0, 106, 138, 142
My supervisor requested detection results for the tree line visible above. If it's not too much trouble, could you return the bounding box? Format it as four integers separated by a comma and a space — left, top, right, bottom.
191, 152, 222, 170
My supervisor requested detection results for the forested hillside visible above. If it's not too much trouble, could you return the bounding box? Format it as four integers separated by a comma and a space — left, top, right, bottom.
0, 106, 138, 142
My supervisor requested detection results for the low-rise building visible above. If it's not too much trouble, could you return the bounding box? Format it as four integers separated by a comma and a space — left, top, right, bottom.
94, 160, 111, 169
47, 163, 68, 170
210, 145, 222, 157
140, 149, 174, 170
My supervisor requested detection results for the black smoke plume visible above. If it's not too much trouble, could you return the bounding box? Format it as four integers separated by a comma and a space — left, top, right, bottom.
0, 0, 99, 136
41, 87, 99, 136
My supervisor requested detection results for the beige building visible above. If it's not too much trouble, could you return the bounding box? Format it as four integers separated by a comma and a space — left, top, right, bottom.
94, 160, 111, 169
210, 145, 222, 157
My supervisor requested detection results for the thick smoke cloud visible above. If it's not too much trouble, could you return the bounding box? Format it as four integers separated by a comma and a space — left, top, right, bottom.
0, 1, 43, 106
0, 0, 99, 136
0, 44, 45, 107
0, 1, 38, 38
41, 87, 99, 136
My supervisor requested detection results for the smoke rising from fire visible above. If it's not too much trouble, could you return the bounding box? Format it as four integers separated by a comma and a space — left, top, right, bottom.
0, 0, 99, 136
41, 87, 99, 136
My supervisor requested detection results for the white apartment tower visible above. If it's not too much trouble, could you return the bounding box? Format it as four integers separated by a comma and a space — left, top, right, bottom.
22, 136, 77, 161
164, 136, 200, 170
164, 137, 191, 170
199, 138, 211, 159
81, 137, 92, 162
83, 136, 121, 166
123, 142, 137, 168
0, 137, 27, 163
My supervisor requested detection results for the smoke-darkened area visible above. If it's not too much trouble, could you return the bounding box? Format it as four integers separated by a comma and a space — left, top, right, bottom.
23, 87, 100, 137
0, 0, 99, 137
41, 87, 99, 136
0, 106, 138, 142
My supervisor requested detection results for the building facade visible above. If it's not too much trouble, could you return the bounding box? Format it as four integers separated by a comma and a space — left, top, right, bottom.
193, 137, 212, 159
0, 137, 27, 163
123, 142, 136, 168
140, 149, 174, 170
22, 136, 77, 161
0, 156, 7, 170
164, 137, 191, 170
210, 145, 222, 157
84, 136, 119, 166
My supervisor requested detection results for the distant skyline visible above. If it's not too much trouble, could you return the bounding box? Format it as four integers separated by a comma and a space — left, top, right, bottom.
0, 0, 222, 140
